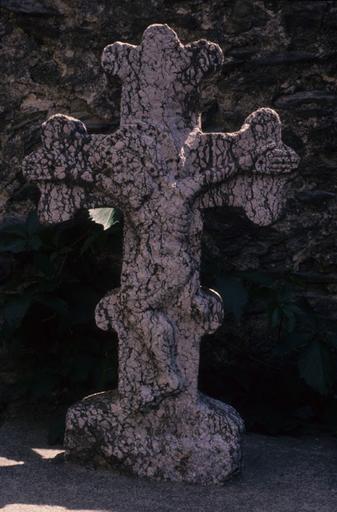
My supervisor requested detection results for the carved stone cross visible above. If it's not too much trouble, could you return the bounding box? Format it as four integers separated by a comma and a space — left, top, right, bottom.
23, 24, 299, 484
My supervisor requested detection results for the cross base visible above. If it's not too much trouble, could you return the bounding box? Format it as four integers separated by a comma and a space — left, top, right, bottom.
64, 391, 244, 484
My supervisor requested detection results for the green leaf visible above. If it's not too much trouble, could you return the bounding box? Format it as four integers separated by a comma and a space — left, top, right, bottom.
327, 335, 337, 351
79, 229, 103, 255
270, 307, 282, 328
282, 304, 298, 333
28, 373, 58, 399
298, 340, 334, 395
216, 275, 248, 321
241, 271, 274, 287
25, 211, 40, 236
89, 208, 119, 230
36, 295, 68, 316
33, 253, 55, 276
0, 214, 42, 253
0, 223, 27, 237
26, 234, 43, 251
2, 295, 33, 328
273, 331, 310, 356
0, 236, 27, 253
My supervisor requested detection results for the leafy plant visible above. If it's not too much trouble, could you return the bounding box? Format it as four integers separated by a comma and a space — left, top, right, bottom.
200, 269, 337, 434
0, 210, 122, 412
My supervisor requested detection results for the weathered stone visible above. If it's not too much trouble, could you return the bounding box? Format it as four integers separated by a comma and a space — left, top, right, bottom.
274, 91, 337, 110
22, 24, 299, 483
253, 51, 326, 66
0, 0, 60, 15
297, 190, 336, 204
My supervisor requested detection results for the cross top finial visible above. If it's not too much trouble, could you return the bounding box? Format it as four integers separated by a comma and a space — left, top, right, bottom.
102, 24, 224, 131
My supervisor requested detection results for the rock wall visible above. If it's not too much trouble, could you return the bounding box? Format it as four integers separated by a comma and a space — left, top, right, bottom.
1, 0, 337, 349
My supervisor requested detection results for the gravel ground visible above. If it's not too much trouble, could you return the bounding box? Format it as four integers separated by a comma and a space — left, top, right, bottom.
1, 418, 337, 512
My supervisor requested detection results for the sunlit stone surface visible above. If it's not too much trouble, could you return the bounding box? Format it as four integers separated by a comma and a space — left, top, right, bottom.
23, 24, 299, 484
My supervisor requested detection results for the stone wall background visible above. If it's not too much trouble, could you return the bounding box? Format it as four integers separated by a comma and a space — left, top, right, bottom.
1, 0, 337, 426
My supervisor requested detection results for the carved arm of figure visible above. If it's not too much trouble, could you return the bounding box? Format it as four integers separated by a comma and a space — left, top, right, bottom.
22, 114, 111, 222
22, 115, 160, 221
182, 108, 299, 225
196, 108, 299, 225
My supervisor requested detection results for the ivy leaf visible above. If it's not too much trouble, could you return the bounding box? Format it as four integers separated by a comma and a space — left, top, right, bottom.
215, 275, 248, 321
89, 208, 119, 230
298, 340, 334, 395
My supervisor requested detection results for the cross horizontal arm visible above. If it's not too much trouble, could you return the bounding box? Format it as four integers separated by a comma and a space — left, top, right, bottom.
22, 114, 126, 222
187, 108, 299, 225
182, 108, 298, 196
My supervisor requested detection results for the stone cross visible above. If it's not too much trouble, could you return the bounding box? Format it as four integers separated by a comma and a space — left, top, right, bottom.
23, 24, 299, 484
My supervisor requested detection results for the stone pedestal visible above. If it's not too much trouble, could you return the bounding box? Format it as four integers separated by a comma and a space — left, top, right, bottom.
65, 391, 243, 484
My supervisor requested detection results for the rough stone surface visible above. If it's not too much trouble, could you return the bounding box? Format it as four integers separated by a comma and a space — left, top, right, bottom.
22, 24, 298, 483
1, 417, 337, 512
